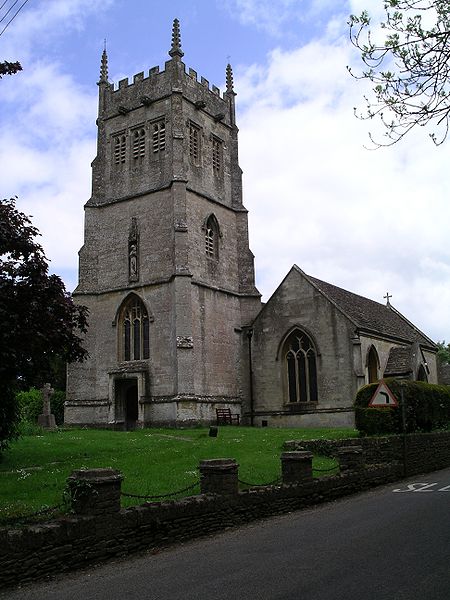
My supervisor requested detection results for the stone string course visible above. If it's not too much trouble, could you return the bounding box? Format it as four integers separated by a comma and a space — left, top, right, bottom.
2, 432, 450, 589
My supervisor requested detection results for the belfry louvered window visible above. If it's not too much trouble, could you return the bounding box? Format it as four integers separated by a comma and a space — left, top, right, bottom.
189, 122, 200, 164
132, 129, 146, 160
120, 297, 150, 361
212, 137, 222, 174
114, 135, 127, 165
284, 330, 318, 404
152, 120, 166, 153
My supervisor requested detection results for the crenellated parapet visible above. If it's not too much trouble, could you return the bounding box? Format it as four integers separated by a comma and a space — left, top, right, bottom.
98, 59, 234, 128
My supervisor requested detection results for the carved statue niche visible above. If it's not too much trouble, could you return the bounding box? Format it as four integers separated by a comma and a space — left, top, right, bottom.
128, 217, 140, 282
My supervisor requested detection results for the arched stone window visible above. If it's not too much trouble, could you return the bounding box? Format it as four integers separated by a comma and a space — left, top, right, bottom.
283, 329, 318, 404
118, 296, 150, 361
367, 346, 379, 383
204, 214, 220, 260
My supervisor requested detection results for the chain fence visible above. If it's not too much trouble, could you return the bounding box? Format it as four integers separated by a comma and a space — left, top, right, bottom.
121, 480, 200, 501
312, 464, 339, 473
238, 476, 282, 488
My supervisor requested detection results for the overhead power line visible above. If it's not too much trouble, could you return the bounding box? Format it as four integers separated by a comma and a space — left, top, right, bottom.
0, 0, 30, 38
0, 1, 12, 13
0, 0, 20, 23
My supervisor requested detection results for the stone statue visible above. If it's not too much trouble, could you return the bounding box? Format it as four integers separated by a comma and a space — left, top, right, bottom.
129, 242, 138, 278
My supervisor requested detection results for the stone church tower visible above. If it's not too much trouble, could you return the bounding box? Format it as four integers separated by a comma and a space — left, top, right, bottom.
65, 20, 261, 428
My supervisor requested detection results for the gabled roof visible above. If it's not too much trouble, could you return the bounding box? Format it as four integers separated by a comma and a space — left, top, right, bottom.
384, 346, 413, 376
297, 267, 436, 349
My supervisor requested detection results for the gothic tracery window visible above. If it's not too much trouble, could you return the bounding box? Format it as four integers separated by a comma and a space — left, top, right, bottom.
119, 297, 150, 361
284, 330, 318, 404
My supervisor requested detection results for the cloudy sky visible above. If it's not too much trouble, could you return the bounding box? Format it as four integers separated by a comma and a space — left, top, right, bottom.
1, 0, 449, 343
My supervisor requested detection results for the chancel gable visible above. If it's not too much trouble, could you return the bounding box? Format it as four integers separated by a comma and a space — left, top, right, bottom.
248, 265, 438, 428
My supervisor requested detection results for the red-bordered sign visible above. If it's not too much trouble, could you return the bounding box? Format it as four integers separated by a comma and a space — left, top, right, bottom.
368, 381, 398, 407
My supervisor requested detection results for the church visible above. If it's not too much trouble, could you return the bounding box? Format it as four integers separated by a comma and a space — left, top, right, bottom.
65, 20, 438, 429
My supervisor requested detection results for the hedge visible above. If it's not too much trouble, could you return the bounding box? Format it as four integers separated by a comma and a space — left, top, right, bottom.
355, 379, 450, 435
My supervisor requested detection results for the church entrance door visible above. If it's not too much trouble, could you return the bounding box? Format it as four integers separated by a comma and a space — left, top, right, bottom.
125, 383, 139, 430
114, 378, 139, 430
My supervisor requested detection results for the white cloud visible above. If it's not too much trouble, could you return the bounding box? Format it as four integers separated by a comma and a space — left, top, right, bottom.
222, 0, 351, 37
0, 1, 100, 290
1, 0, 114, 59
235, 30, 450, 342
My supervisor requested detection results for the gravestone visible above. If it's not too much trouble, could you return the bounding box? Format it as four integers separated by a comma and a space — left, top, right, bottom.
37, 382, 56, 429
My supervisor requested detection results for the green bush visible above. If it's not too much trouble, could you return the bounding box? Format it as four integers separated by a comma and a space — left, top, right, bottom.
16, 388, 43, 424
51, 391, 65, 425
354, 379, 450, 436
355, 406, 398, 435
0, 385, 20, 454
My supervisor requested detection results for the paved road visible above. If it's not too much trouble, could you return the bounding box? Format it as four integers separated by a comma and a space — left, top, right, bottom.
4, 468, 450, 600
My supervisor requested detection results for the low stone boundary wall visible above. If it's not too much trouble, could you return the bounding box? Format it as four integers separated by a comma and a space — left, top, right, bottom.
284, 431, 450, 475
2, 432, 450, 588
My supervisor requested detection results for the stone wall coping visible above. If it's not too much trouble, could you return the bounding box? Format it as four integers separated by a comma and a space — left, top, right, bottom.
199, 459, 239, 470
337, 446, 363, 455
281, 451, 313, 460
67, 468, 124, 483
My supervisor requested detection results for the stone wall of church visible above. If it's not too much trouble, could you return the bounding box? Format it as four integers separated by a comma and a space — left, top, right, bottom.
187, 190, 240, 288
77, 190, 175, 295
190, 284, 242, 400
250, 269, 356, 427
66, 283, 178, 426
359, 337, 401, 382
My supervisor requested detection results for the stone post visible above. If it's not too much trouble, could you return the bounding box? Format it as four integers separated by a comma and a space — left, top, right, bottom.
37, 383, 56, 429
199, 459, 239, 495
337, 446, 364, 473
281, 451, 313, 484
67, 468, 123, 516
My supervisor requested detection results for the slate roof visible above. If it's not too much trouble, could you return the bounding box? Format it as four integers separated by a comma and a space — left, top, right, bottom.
304, 272, 436, 349
384, 346, 413, 376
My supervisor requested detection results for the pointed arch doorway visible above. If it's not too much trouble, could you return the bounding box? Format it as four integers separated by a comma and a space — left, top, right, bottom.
109, 370, 148, 429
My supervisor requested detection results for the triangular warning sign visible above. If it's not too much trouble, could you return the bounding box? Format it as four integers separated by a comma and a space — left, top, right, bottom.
368, 381, 398, 407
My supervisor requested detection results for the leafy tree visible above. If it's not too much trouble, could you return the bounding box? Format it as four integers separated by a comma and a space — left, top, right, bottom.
437, 341, 450, 364
0, 60, 22, 78
0, 198, 88, 451
348, 1, 450, 146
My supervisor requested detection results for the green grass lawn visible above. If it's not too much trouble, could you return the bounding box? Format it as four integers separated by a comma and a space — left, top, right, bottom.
0, 426, 358, 524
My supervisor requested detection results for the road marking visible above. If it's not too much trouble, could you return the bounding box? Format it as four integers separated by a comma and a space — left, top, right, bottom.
393, 482, 450, 492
